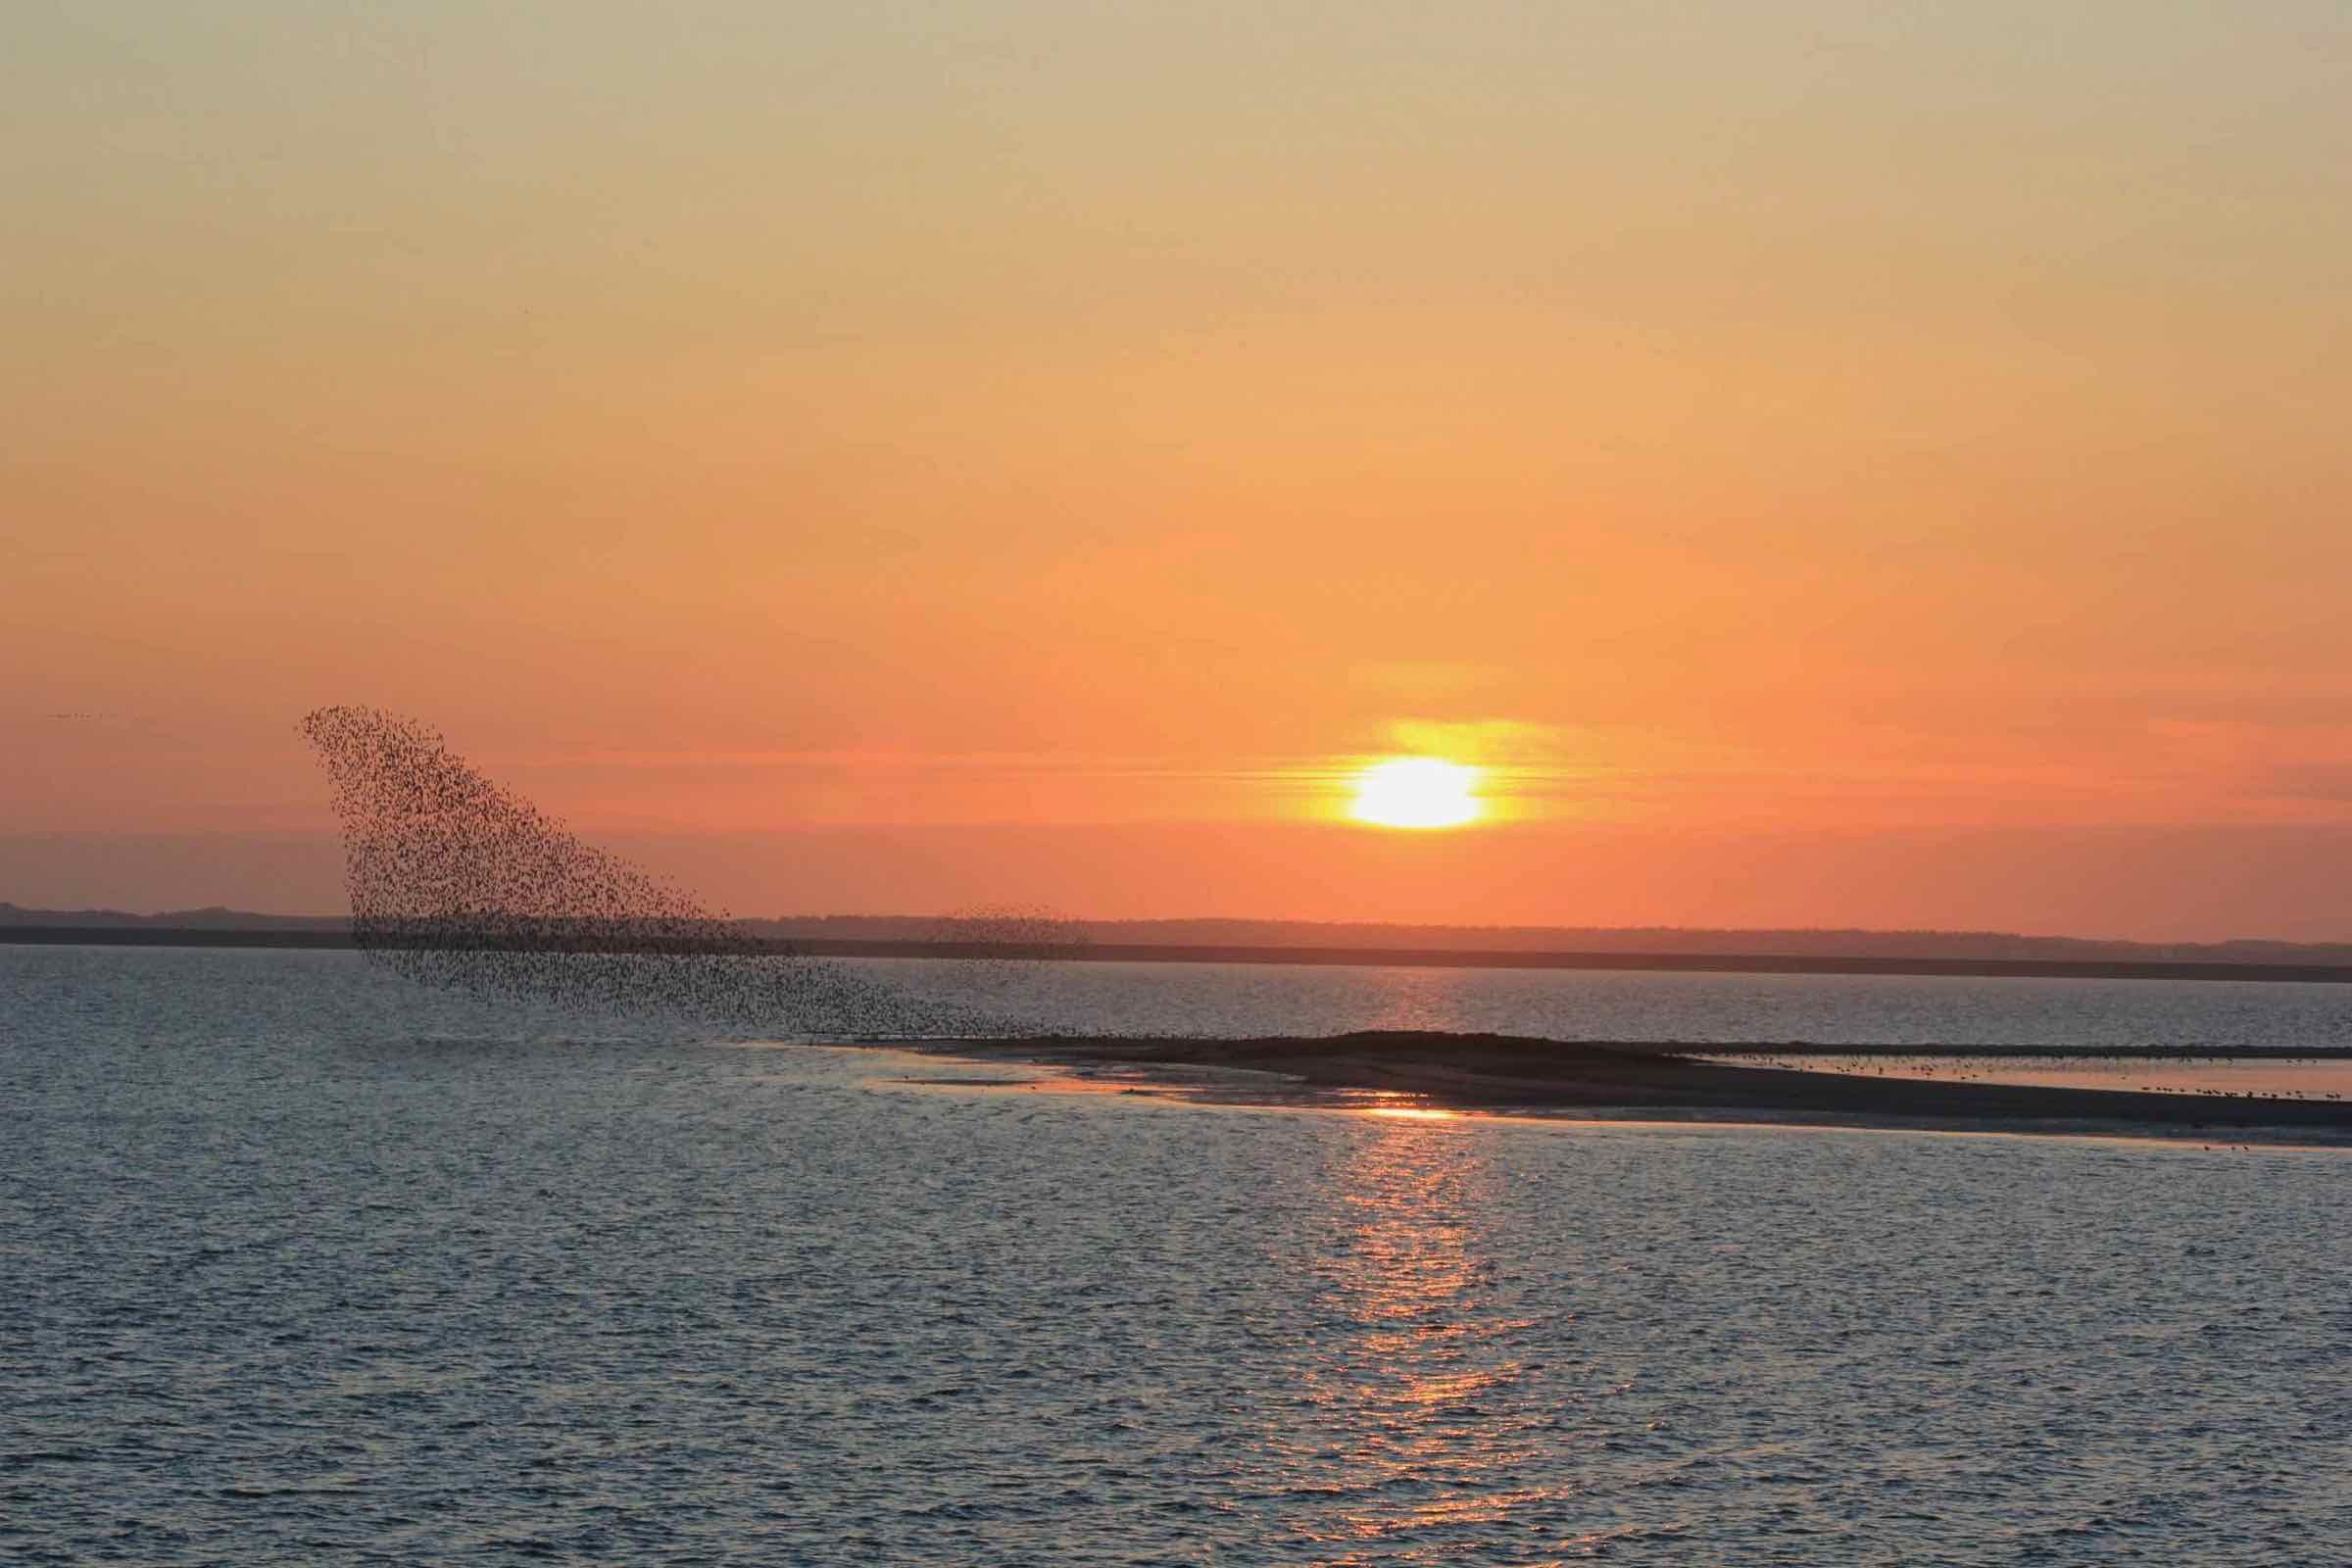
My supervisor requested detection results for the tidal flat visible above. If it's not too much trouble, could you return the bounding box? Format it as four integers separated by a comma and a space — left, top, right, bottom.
908, 1030, 2352, 1145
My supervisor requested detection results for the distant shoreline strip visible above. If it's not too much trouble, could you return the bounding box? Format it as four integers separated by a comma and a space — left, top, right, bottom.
14, 924, 2352, 986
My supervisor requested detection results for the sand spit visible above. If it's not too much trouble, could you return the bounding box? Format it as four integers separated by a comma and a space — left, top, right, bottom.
902, 1031, 2352, 1143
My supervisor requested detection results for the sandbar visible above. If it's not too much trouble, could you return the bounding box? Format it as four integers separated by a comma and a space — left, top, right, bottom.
906, 1031, 2352, 1144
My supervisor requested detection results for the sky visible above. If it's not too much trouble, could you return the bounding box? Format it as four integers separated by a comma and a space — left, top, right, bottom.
5, 2, 2349, 937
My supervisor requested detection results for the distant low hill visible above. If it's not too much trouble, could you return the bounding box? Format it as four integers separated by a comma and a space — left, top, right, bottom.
0, 904, 351, 932
7, 902, 2349, 967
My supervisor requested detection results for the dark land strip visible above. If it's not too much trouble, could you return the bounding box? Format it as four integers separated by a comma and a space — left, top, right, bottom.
1684, 1043, 2352, 1059
910, 1032, 2352, 1143
17, 925, 2352, 985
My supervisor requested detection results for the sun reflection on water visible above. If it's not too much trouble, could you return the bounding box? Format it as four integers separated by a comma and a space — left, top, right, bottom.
1297, 1113, 1565, 1558
1364, 1103, 1461, 1123
1357, 965, 1471, 1034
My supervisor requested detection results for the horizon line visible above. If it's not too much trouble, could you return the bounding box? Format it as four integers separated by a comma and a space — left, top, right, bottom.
10, 897, 2351, 941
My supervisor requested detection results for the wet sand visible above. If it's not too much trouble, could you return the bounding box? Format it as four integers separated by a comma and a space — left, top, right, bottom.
911, 1031, 2352, 1143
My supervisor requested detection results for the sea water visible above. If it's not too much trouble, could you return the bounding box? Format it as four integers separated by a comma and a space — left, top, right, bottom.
5, 945, 2349, 1564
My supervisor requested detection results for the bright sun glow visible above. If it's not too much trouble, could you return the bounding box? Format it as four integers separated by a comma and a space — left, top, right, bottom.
1348, 757, 1483, 829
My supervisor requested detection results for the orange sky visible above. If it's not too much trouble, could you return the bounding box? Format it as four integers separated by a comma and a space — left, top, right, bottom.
6, 3, 2350, 937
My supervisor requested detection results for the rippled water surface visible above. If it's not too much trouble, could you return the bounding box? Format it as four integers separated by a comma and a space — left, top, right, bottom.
7, 947, 2351, 1564
864, 954, 2352, 1054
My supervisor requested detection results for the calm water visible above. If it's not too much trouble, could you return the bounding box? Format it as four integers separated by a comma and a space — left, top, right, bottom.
7, 946, 2351, 1564
869, 953, 2352, 1053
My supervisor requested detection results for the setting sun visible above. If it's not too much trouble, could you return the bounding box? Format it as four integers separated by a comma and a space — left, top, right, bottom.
1348, 758, 1483, 830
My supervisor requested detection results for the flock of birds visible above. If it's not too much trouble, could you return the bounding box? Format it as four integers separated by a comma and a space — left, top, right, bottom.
300, 706, 1054, 1039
